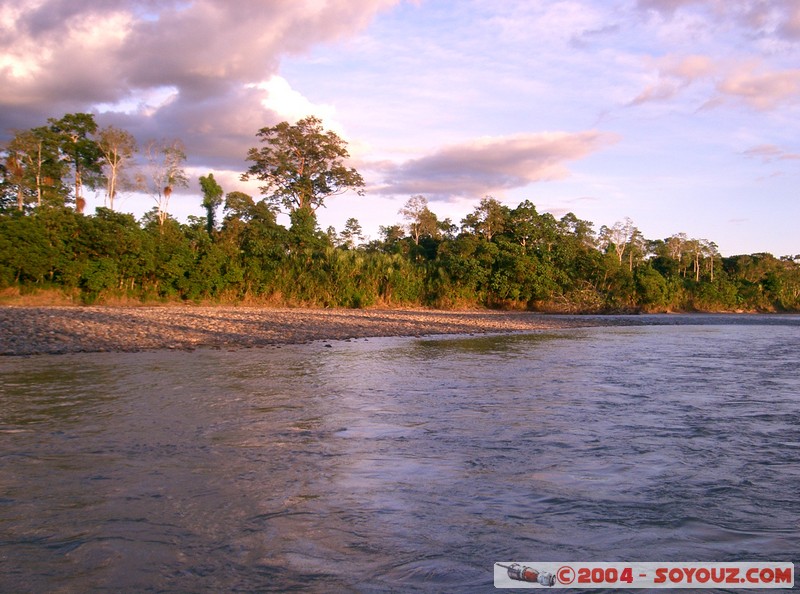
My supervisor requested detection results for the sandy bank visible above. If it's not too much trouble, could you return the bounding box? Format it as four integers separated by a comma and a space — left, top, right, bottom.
0, 306, 581, 356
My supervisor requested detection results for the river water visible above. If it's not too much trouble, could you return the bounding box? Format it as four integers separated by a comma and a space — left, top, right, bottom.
1, 315, 798, 592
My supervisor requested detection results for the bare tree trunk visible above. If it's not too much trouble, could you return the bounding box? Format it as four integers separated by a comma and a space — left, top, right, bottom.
158, 186, 172, 227
34, 142, 44, 206
74, 163, 84, 213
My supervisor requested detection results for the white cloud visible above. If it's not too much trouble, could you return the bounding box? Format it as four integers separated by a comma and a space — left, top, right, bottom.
251, 76, 340, 132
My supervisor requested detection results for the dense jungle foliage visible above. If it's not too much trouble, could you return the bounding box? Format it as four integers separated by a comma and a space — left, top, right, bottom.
2, 114, 799, 312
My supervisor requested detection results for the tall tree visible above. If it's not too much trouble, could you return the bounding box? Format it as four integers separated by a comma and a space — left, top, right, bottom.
4, 127, 65, 209
0, 160, 15, 212
223, 191, 258, 223
626, 227, 647, 272
98, 126, 138, 211
143, 140, 189, 227
704, 240, 719, 282
559, 212, 596, 249
507, 200, 540, 250
199, 173, 224, 235
2, 150, 26, 211
48, 113, 103, 213
399, 195, 440, 245
665, 233, 687, 262
339, 217, 364, 249
461, 196, 508, 241
599, 217, 635, 264
685, 238, 703, 282
242, 116, 365, 225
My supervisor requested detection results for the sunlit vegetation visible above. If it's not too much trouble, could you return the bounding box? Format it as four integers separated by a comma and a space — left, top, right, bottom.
2, 114, 798, 311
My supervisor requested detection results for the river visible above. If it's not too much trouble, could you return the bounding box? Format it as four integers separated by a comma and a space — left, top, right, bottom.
1, 315, 798, 592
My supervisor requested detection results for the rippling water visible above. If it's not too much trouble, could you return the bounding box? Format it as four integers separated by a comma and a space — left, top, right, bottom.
1, 315, 798, 592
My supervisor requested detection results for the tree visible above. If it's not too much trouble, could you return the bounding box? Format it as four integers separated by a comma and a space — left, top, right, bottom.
0, 161, 12, 212
704, 240, 719, 282
48, 113, 103, 213
339, 217, 364, 249
2, 149, 26, 211
375, 224, 406, 254
504, 200, 563, 255
242, 116, 365, 221
3, 126, 65, 209
223, 191, 258, 222
684, 238, 702, 282
666, 233, 687, 260
599, 217, 635, 264
626, 227, 647, 272
142, 139, 189, 227
684, 237, 717, 282
461, 196, 508, 241
507, 200, 539, 249
399, 195, 440, 245
559, 212, 596, 248
97, 126, 138, 211
199, 173, 224, 234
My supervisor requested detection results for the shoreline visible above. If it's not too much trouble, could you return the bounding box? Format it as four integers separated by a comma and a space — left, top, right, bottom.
1, 306, 794, 357
0, 306, 584, 356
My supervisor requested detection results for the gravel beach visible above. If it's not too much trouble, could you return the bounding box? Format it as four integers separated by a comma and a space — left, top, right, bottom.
0, 306, 579, 356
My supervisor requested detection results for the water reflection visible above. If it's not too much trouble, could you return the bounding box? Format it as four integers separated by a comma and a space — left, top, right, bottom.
0, 364, 121, 428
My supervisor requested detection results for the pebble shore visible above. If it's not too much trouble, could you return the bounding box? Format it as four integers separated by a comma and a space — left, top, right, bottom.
0, 306, 579, 356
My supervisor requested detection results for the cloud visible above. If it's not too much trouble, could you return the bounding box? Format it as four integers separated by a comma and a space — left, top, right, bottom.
778, 4, 800, 40
485, 1, 609, 47
570, 24, 621, 49
662, 54, 716, 79
636, 0, 708, 15
715, 64, 800, 110
733, 1, 800, 41
371, 131, 619, 199
629, 81, 683, 106
628, 54, 715, 106
0, 0, 400, 165
742, 144, 800, 163
636, 0, 800, 41
629, 55, 800, 111
249, 76, 341, 134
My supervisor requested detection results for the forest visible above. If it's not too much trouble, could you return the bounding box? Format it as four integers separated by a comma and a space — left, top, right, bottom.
2, 113, 799, 312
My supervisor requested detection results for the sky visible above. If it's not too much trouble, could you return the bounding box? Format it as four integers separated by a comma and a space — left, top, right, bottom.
1, 0, 799, 257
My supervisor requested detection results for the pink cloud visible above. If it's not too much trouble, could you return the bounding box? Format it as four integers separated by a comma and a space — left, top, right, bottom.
717, 65, 800, 110
630, 55, 800, 112
662, 55, 715, 80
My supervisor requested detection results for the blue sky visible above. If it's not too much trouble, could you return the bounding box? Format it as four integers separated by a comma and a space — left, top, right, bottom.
2, 0, 799, 256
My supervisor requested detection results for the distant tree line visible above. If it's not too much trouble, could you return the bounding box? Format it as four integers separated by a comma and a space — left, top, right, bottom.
1, 113, 799, 311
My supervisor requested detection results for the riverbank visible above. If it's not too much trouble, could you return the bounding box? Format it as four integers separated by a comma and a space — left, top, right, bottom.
0, 306, 585, 356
